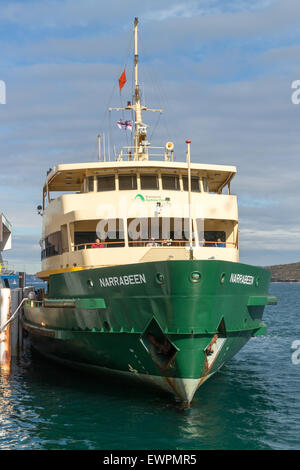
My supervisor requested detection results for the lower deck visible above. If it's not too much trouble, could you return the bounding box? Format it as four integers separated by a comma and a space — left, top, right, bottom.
24, 259, 275, 403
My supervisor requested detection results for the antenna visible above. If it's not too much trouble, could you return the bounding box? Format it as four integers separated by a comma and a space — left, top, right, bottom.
103, 133, 106, 162
98, 135, 101, 161
186, 140, 193, 260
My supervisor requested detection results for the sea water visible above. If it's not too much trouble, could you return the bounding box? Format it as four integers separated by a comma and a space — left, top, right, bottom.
0, 283, 299, 450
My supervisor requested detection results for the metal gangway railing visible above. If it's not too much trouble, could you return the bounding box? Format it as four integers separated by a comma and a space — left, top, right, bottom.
0, 260, 15, 275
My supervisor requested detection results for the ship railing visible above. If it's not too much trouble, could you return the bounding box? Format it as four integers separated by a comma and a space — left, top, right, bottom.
0, 260, 15, 275
24, 299, 43, 308
73, 240, 236, 250
116, 146, 173, 161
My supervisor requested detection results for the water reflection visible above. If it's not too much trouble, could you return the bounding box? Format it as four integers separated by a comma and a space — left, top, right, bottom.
0, 351, 286, 450
1, 283, 300, 451
154, 363, 273, 450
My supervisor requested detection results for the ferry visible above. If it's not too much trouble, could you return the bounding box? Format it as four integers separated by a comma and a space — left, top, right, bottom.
23, 18, 276, 405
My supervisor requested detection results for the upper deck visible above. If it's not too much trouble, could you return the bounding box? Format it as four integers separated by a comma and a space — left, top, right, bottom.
37, 158, 239, 280
43, 160, 236, 203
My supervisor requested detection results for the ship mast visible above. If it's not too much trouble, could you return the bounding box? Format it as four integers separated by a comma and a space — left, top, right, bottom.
132, 17, 145, 160
127, 17, 152, 161
109, 17, 163, 162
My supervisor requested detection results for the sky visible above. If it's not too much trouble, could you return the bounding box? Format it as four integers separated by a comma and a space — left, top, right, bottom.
0, 0, 300, 273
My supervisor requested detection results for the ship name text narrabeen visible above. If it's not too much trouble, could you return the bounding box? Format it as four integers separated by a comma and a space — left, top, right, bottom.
230, 273, 254, 285
99, 273, 146, 288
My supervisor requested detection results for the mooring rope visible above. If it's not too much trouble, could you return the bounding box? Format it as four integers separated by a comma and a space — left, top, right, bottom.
0, 298, 28, 333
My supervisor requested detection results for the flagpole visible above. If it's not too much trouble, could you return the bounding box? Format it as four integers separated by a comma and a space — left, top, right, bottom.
186, 140, 193, 260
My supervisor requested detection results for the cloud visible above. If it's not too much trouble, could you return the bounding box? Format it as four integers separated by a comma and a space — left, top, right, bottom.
4, 233, 41, 274
0, 0, 142, 29
144, 0, 278, 22
1, 0, 300, 272
0, 0, 279, 29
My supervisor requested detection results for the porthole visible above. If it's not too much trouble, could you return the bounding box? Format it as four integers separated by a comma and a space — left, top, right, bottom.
190, 271, 201, 283
155, 272, 165, 284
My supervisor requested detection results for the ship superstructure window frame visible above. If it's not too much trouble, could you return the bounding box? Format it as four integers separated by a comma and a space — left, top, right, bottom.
87, 176, 95, 192
118, 174, 138, 190
97, 174, 116, 192
161, 174, 180, 191
196, 218, 237, 248
202, 177, 209, 192
61, 224, 69, 253
73, 218, 125, 249
140, 174, 159, 190
127, 217, 194, 246
182, 175, 201, 192
41, 231, 63, 259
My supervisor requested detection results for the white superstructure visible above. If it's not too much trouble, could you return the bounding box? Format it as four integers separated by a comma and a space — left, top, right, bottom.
36, 18, 239, 281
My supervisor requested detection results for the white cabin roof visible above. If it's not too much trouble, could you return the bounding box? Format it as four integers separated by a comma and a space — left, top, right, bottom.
44, 160, 236, 194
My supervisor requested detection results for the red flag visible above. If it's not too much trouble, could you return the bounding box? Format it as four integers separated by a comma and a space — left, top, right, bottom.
119, 69, 126, 91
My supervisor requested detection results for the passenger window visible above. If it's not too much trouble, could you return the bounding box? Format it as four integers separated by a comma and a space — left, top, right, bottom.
140, 174, 158, 190
41, 231, 62, 259
202, 177, 208, 192
182, 176, 200, 192
87, 176, 94, 192
97, 175, 115, 192
119, 174, 137, 190
74, 219, 125, 249
162, 174, 180, 190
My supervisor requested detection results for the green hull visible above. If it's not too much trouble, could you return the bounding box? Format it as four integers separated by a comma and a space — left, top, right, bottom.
23, 260, 274, 403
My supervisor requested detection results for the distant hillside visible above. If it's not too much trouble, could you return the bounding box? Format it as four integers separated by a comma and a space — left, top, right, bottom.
25, 273, 47, 287
265, 262, 300, 282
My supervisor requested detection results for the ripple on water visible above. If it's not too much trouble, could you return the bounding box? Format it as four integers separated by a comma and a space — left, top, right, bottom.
0, 284, 300, 450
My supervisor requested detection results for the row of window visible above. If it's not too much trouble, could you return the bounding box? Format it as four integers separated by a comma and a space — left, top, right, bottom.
41, 231, 62, 259
74, 230, 226, 248
41, 218, 231, 259
87, 174, 208, 192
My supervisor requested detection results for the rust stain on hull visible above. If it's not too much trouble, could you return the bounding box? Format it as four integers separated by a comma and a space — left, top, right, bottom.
0, 296, 11, 372
197, 334, 220, 390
